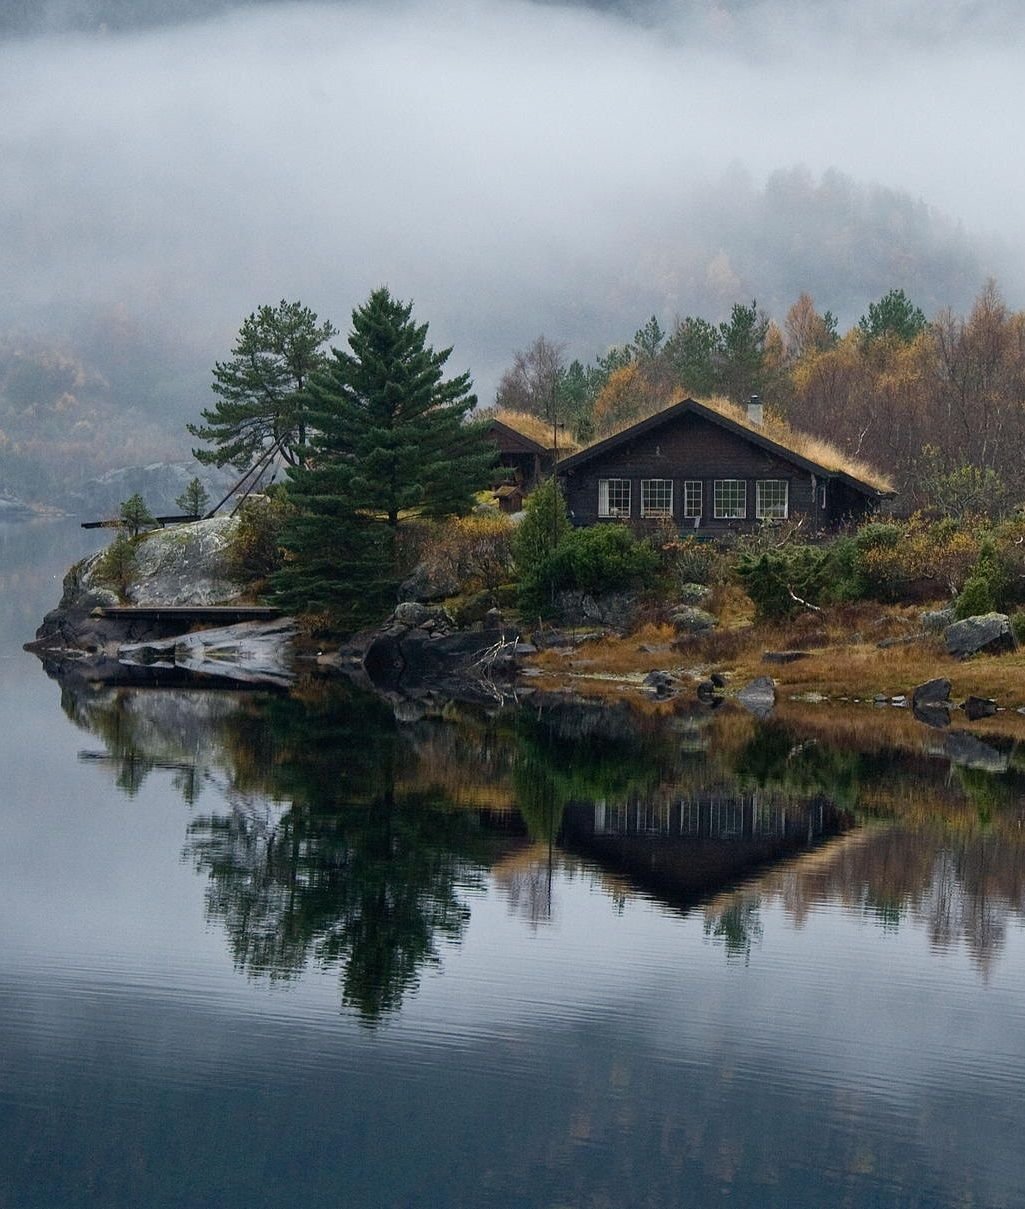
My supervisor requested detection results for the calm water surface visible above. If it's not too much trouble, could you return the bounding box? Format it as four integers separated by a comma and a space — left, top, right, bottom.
2, 521, 1025, 1208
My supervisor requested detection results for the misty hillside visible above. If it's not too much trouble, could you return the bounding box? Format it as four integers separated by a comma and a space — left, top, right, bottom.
2, 0, 1022, 497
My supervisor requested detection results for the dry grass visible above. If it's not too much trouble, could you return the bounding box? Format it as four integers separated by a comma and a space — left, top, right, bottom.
493, 409, 581, 456
523, 601, 1025, 714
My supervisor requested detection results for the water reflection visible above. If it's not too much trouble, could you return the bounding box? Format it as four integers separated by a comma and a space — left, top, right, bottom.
62, 671, 1025, 1017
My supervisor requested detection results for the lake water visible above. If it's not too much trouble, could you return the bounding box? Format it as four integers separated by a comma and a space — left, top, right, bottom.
3, 521, 1025, 1208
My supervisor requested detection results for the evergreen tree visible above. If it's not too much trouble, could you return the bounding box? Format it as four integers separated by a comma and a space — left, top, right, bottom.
175, 476, 210, 518
118, 492, 155, 537
275, 288, 496, 623
857, 288, 927, 344
188, 300, 337, 470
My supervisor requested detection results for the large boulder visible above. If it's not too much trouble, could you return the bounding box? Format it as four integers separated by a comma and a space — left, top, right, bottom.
944, 613, 1013, 658
127, 517, 240, 606
398, 561, 460, 603
553, 590, 639, 631
670, 605, 716, 634
912, 678, 951, 707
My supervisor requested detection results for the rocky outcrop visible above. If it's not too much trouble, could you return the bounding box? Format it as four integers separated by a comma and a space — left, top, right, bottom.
29, 516, 243, 656
127, 517, 239, 606
553, 590, 639, 631
944, 613, 1013, 658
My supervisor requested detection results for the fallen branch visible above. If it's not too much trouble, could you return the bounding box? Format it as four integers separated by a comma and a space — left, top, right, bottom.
787, 586, 823, 612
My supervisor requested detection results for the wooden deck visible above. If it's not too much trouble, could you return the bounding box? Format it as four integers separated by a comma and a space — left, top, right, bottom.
91, 605, 281, 623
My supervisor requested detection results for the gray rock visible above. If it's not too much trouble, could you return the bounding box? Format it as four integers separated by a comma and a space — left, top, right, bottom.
710, 672, 728, 688
391, 601, 455, 630
877, 633, 926, 649
890, 695, 908, 707
554, 590, 639, 630
944, 613, 1012, 658
677, 582, 711, 605
670, 605, 716, 634
762, 650, 811, 664
127, 517, 240, 606
912, 678, 952, 707
643, 670, 677, 694
921, 606, 957, 631
119, 618, 298, 687
737, 676, 776, 718
398, 562, 460, 603
961, 695, 997, 720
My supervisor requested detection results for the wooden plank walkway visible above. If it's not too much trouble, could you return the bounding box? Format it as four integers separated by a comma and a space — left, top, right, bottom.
81, 515, 198, 530
92, 606, 282, 623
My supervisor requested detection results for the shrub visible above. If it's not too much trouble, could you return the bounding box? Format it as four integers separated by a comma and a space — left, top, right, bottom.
518, 523, 659, 617
225, 490, 295, 586
736, 547, 832, 620
93, 531, 138, 599
1010, 610, 1025, 647
658, 534, 719, 586
955, 540, 1014, 619
415, 513, 515, 593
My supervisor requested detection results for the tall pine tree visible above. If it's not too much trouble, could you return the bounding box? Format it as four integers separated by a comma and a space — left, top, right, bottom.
275, 288, 496, 624
189, 300, 337, 470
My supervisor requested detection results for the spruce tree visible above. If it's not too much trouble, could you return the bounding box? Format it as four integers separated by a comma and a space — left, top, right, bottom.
275, 288, 496, 624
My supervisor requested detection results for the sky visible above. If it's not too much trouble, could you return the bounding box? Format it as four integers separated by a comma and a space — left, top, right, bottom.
1, 0, 1023, 415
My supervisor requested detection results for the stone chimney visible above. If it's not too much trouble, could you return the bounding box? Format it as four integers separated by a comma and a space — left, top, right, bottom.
746, 395, 763, 426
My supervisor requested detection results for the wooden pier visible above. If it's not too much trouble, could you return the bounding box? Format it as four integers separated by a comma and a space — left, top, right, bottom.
91, 605, 282, 623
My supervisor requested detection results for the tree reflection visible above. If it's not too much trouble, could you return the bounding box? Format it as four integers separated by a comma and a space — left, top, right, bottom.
183, 688, 511, 1023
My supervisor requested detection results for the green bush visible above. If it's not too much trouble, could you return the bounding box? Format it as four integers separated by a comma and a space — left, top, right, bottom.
93, 531, 138, 599
954, 540, 1014, 619
511, 478, 570, 576
736, 547, 832, 620
1010, 611, 1025, 647
518, 523, 659, 617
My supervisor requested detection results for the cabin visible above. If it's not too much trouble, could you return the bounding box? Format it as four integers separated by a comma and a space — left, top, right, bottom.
485, 414, 572, 511
557, 397, 893, 534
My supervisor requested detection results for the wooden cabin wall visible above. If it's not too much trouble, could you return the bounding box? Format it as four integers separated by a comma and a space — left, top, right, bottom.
561, 411, 823, 532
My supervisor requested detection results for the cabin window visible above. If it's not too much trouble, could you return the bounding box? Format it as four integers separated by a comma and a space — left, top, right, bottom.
756, 480, 789, 519
682, 480, 702, 518
713, 479, 747, 519
641, 479, 673, 518
598, 478, 631, 517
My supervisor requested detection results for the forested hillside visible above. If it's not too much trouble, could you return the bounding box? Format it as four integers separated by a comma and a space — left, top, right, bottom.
495, 281, 1025, 512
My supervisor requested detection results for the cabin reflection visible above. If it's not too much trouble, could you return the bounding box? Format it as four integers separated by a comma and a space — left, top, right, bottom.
561, 791, 850, 913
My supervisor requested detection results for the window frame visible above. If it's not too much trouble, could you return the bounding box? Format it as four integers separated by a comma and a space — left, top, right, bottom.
640, 478, 674, 519
713, 479, 747, 520
682, 480, 703, 519
756, 479, 789, 520
598, 478, 632, 518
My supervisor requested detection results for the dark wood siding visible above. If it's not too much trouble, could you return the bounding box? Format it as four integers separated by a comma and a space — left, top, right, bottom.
560, 410, 821, 533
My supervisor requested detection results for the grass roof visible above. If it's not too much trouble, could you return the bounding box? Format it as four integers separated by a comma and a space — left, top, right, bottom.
492, 409, 581, 455
586, 395, 895, 493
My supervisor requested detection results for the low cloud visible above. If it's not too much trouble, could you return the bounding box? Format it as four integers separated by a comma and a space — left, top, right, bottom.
0, 0, 1021, 417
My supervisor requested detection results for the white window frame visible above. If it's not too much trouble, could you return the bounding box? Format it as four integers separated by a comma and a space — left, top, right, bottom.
598, 478, 631, 518
714, 479, 747, 519
756, 479, 789, 520
682, 480, 703, 519
640, 478, 673, 518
